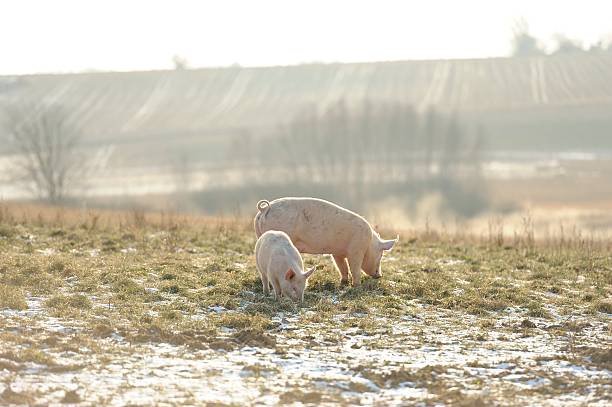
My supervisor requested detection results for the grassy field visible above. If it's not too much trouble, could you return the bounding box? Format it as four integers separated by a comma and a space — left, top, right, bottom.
0, 205, 610, 405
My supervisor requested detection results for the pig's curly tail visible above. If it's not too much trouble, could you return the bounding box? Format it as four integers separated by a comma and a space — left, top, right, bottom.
256, 200, 270, 213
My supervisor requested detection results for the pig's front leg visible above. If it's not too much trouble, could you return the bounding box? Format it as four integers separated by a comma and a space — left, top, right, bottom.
332, 254, 350, 285
347, 251, 365, 287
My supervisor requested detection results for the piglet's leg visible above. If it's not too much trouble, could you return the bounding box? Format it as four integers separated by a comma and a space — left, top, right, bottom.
260, 273, 270, 295
332, 254, 350, 285
270, 277, 282, 300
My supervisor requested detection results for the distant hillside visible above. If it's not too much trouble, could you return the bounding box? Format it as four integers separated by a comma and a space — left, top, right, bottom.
1, 53, 612, 157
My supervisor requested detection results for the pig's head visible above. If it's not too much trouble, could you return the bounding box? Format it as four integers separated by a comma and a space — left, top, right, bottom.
362, 234, 398, 278
281, 266, 317, 302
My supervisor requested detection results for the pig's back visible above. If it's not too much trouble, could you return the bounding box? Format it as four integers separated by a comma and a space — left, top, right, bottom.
256, 230, 295, 254
255, 230, 302, 272
262, 197, 371, 254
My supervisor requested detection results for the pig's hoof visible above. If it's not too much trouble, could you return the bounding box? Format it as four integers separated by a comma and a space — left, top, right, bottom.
372, 274, 382, 279
340, 279, 349, 286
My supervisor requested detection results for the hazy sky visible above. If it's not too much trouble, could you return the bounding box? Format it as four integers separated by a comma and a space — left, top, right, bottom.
1, 0, 611, 75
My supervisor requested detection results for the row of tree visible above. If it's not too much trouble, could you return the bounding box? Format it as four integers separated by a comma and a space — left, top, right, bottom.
226, 100, 488, 215
270, 100, 484, 184
512, 19, 612, 57
1, 99, 487, 217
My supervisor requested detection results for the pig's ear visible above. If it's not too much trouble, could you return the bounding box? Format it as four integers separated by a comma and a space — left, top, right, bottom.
379, 235, 399, 251
304, 266, 317, 278
285, 268, 296, 281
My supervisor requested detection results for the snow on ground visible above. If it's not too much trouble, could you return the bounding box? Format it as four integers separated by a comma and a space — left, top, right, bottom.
1, 296, 610, 406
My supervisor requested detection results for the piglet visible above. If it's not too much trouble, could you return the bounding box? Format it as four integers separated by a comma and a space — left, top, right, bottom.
254, 230, 317, 302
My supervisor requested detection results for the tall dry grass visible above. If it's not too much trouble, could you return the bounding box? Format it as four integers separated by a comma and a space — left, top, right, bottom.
0, 202, 251, 234
0, 202, 609, 251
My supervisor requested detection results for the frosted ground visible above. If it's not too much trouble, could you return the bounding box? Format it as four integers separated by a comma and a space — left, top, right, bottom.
0, 216, 610, 405
1, 297, 610, 406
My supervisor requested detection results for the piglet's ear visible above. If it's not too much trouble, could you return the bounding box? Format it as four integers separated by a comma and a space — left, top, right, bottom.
285, 268, 296, 281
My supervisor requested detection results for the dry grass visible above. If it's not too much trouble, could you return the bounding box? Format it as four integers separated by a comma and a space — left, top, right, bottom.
0, 203, 610, 405
0, 202, 251, 233
0, 284, 27, 310
1, 201, 610, 249
1, 203, 609, 331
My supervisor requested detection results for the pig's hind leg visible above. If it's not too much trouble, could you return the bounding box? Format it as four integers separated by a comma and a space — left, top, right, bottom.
332, 254, 350, 285
260, 273, 270, 295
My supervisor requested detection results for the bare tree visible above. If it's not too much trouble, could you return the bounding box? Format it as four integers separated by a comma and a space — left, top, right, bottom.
172, 149, 194, 196
552, 34, 585, 55
172, 55, 189, 70
511, 18, 545, 57
2, 102, 85, 203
